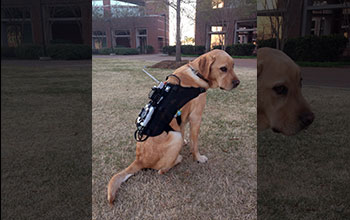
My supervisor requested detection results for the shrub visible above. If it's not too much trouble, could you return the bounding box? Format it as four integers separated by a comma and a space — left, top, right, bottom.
212, 45, 224, 50
284, 35, 348, 62
256, 38, 277, 49
257, 35, 348, 62
93, 47, 140, 55
181, 45, 206, 55
194, 45, 206, 55
145, 45, 154, 54
1, 47, 16, 58
162, 46, 169, 54
50, 39, 73, 44
114, 47, 139, 55
225, 44, 256, 56
181, 45, 195, 55
92, 48, 100, 55
14, 44, 43, 59
162, 45, 206, 56
162, 46, 176, 55
97, 48, 114, 55
47, 44, 91, 60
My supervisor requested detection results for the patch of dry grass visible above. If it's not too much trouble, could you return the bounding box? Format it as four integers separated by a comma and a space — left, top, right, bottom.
258, 86, 350, 219
92, 58, 257, 219
1, 61, 91, 219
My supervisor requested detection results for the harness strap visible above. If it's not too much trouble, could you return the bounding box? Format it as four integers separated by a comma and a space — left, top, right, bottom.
176, 114, 182, 126
166, 74, 181, 85
189, 65, 209, 83
196, 73, 209, 83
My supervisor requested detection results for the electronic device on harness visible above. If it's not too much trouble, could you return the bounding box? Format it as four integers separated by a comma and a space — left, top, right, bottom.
134, 69, 206, 142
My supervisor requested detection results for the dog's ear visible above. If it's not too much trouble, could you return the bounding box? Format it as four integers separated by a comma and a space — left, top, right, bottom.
198, 54, 215, 78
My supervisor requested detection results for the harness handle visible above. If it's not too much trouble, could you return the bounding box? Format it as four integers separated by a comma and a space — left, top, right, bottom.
166, 74, 181, 85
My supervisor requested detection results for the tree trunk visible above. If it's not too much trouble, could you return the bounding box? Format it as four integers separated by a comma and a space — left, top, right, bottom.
175, 0, 181, 62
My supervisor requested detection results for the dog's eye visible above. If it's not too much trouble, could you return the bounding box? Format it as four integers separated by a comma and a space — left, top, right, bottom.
273, 85, 288, 95
220, 67, 227, 72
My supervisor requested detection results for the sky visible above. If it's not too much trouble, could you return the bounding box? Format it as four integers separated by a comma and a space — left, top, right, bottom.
168, 2, 196, 45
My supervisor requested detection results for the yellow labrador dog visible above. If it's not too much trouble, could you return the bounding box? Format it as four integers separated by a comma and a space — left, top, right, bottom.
107, 49, 240, 204
257, 47, 314, 135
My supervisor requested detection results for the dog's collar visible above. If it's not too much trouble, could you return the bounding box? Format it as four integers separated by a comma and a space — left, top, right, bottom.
189, 65, 209, 83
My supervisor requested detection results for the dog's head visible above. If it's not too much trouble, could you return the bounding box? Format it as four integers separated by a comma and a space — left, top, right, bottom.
257, 48, 314, 136
191, 49, 240, 91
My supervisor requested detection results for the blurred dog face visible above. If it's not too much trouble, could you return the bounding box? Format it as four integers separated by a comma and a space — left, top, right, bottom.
196, 49, 240, 91
257, 48, 314, 135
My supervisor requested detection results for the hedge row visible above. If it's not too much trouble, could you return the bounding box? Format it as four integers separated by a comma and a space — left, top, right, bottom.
1, 44, 92, 60
92, 47, 140, 55
47, 44, 91, 60
257, 35, 348, 62
162, 44, 255, 56
162, 45, 206, 55
142, 45, 154, 54
1, 45, 43, 59
214, 44, 256, 56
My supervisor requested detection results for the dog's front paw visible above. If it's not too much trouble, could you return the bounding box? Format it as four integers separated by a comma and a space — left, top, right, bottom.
196, 154, 208, 163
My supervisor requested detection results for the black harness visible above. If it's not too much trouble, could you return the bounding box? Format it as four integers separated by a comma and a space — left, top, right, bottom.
134, 74, 206, 142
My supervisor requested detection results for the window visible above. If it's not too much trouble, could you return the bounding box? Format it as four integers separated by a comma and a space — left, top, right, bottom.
49, 6, 81, 18
51, 21, 83, 44
211, 26, 223, 32
136, 29, 147, 53
5, 24, 33, 47
48, 6, 83, 44
92, 31, 107, 49
212, 0, 224, 9
210, 25, 225, 49
115, 29, 131, 47
1, 7, 32, 47
235, 20, 257, 44
115, 30, 130, 36
137, 29, 147, 36
158, 37, 164, 52
210, 34, 225, 49
1, 7, 31, 19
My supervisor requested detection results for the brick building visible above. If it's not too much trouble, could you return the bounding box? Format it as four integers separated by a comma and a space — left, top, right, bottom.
92, 0, 169, 53
257, 0, 350, 39
195, 0, 257, 51
1, 0, 91, 47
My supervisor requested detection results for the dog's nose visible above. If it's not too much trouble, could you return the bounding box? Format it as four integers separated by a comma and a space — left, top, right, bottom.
299, 112, 315, 128
232, 80, 240, 88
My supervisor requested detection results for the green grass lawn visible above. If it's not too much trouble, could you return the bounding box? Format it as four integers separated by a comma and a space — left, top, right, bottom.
1, 60, 92, 219
258, 86, 350, 219
92, 58, 257, 219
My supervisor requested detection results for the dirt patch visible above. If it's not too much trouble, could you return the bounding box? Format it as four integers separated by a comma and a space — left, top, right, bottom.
150, 60, 190, 69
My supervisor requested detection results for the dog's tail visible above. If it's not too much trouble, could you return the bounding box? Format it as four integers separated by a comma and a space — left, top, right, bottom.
107, 161, 142, 205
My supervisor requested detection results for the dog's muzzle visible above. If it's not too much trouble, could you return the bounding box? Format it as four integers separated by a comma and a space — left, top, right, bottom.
299, 112, 315, 129
232, 80, 240, 88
